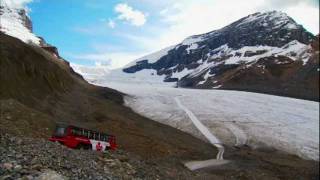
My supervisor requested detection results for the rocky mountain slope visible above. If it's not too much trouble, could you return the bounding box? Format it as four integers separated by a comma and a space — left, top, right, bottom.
122, 11, 319, 101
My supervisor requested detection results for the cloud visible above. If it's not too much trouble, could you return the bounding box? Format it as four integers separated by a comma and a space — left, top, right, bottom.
108, 19, 116, 28
258, 0, 319, 34
68, 51, 145, 69
114, 3, 147, 26
95, 61, 111, 67
284, 3, 319, 34
261, 0, 318, 9
2, 0, 33, 9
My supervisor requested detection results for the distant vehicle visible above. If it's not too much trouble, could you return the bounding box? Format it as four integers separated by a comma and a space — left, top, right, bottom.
49, 124, 117, 151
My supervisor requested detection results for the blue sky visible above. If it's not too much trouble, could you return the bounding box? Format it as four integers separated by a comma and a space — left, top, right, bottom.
25, 0, 319, 69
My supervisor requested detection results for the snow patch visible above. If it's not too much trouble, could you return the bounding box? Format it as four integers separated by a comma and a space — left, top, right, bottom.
124, 45, 175, 68
71, 63, 110, 82
212, 85, 222, 89
186, 43, 199, 53
198, 71, 214, 85
171, 68, 194, 79
182, 35, 204, 45
237, 11, 298, 30
0, 3, 40, 44
222, 40, 310, 65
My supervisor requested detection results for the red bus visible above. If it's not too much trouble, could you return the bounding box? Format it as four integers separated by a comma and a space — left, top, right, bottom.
49, 124, 117, 151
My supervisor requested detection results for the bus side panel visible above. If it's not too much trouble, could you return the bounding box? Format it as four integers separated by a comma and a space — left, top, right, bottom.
109, 137, 117, 150
63, 136, 79, 148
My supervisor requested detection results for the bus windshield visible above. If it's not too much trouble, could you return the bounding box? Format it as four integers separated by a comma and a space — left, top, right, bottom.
54, 127, 67, 137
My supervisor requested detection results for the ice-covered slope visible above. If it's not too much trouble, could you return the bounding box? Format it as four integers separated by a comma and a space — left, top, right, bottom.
0, 1, 40, 44
74, 65, 319, 161
123, 45, 176, 70
70, 64, 111, 83
92, 80, 319, 161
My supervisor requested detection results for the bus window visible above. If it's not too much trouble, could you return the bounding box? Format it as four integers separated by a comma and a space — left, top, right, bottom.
95, 133, 99, 140
89, 131, 93, 139
71, 129, 76, 135
73, 128, 81, 136
83, 130, 88, 137
54, 127, 67, 137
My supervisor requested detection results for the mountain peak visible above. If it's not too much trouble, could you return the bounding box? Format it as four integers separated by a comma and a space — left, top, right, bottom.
234, 11, 299, 30
119, 11, 318, 101
183, 11, 312, 51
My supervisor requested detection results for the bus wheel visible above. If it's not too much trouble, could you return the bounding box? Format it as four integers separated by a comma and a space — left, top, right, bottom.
77, 144, 86, 150
84, 144, 92, 150
77, 144, 91, 150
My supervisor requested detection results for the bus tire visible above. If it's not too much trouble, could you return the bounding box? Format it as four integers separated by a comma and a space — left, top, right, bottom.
77, 143, 92, 150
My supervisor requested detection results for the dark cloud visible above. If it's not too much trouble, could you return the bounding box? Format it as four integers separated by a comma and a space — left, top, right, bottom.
264, 0, 318, 8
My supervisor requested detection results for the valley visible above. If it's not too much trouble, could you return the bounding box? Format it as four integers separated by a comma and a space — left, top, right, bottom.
0, 1, 319, 179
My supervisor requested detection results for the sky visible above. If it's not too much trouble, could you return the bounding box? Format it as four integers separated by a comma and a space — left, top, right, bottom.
14, 0, 320, 69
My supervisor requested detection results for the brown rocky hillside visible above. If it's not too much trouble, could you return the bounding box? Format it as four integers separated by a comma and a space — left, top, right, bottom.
0, 32, 215, 160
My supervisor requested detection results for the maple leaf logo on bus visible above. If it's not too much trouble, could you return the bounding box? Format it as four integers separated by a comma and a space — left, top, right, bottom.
96, 142, 103, 151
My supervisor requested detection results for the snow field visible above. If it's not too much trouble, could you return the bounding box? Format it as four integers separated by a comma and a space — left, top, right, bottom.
97, 81, 319, 161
